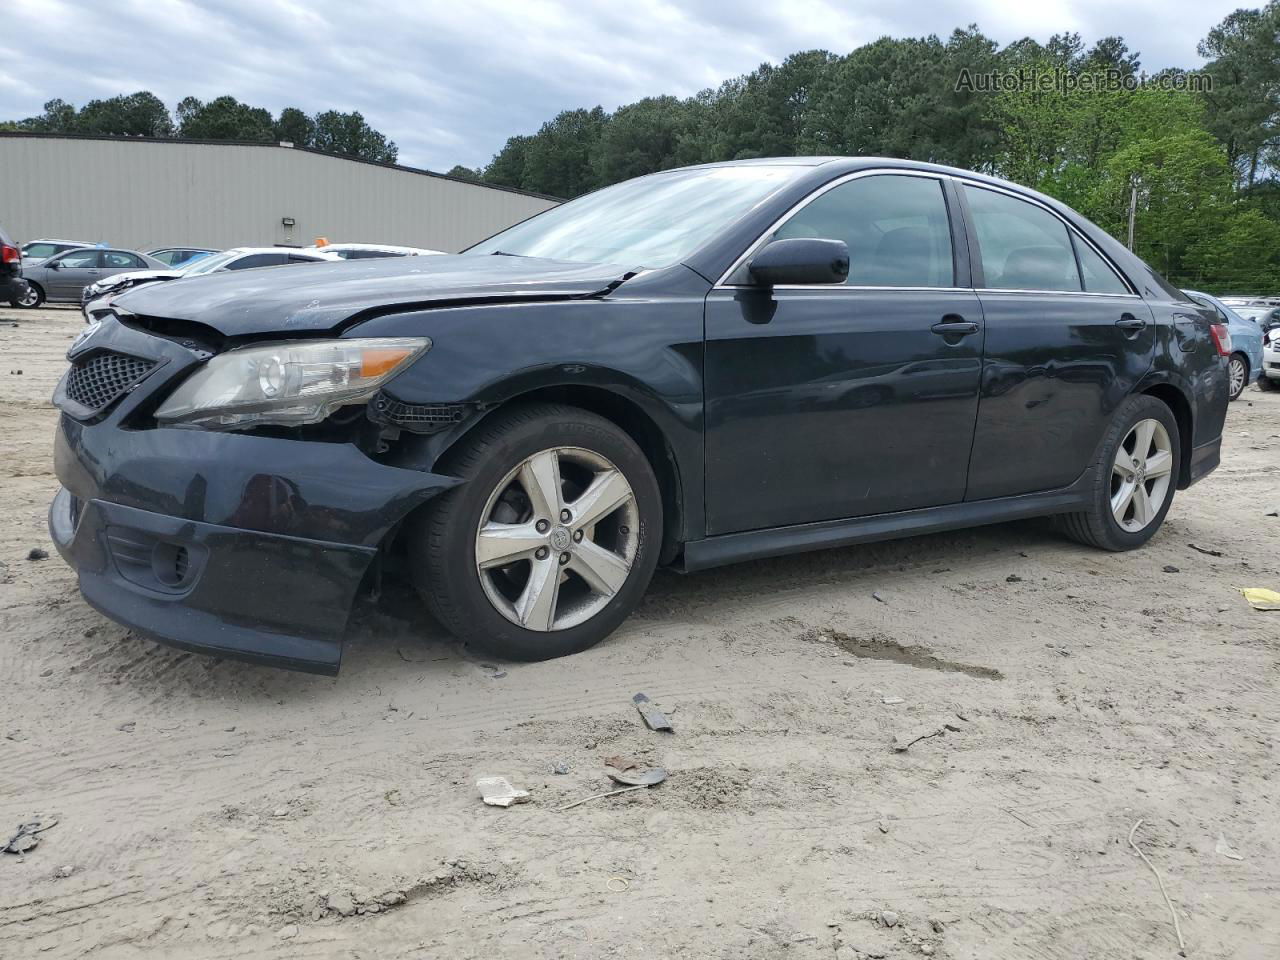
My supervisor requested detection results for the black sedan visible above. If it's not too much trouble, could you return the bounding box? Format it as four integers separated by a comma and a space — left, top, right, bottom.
49, 157, 1230, 674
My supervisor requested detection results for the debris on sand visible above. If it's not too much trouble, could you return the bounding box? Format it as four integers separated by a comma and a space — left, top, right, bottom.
1216, 832, 1245, 861
872, 591, 887, 603
477, 776, 530, 808
1188, 543, 1224, 557
26, 548, 48, 561
892, 721, 963, 753
1240, 587, 1280, 611
606, 766, 668, 787
4, 818, 58, 854
880, 909, 899, 927
1162, 565, 1180, 574
1006, 574, 1023, 583
633, 693, 674, 732
552, 762, 569, 775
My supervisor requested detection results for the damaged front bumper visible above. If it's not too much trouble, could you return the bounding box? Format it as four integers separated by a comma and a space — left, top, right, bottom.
49, 316, 460, 674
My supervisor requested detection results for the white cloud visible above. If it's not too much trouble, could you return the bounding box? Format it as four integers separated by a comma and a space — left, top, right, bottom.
1, 0, 1241, 171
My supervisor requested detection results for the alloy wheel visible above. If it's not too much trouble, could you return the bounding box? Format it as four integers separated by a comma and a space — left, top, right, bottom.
474, 446, 638, 631
1228, 356, 1246, 399
16, 286, 39, 308
1110, 418, 1174, 533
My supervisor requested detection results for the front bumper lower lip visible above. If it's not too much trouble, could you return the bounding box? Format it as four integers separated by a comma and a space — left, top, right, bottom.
51, 487, 372, 674
51, 405, 461, 673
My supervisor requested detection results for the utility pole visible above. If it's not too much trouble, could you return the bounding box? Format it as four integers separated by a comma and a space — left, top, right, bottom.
1127, 184, 1137, 251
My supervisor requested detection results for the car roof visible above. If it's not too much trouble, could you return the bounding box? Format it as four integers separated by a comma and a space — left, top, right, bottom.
223, 246, 339, 258
148, 246, 219, 253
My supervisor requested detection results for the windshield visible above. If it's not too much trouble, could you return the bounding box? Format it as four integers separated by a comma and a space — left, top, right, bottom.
181, 251, 240, 275
467, 165, 801, 268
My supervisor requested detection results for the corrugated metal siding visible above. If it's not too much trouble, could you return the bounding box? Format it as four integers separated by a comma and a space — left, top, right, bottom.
0, 136, 556, 253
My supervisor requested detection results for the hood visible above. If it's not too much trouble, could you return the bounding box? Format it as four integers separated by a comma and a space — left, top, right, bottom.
98, 269, 184, 288
112, 254, 633, 336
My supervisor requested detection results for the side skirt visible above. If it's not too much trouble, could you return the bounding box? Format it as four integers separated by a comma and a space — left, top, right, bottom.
678, 478, 1092, 573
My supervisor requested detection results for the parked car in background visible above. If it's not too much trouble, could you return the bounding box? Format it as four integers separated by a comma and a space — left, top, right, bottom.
17, 247, 167, 307
1237, 303, 1280, 335
1262, 327, 1279, 392
82, 246, 342, 320
1, 224, 31, 308
20, 239, 96, 264
308, 242, 444, 259
48, 157, 1229, 674
147, 247, 219, 268
1185, 290, 1263, 401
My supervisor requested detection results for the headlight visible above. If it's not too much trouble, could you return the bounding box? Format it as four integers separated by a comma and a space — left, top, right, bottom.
155, 337, 429, 429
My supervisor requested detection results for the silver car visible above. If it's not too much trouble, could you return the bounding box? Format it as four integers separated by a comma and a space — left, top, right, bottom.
17, 247, 167, 307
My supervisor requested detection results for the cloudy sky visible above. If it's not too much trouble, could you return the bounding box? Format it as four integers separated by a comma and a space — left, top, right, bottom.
1, 0, 1240, 173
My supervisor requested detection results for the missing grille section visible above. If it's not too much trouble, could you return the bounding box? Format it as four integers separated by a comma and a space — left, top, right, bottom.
65, 351, 157, 414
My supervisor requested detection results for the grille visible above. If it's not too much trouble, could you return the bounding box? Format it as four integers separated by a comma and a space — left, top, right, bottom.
65, 351, 156, 413
372, 394, 469, 433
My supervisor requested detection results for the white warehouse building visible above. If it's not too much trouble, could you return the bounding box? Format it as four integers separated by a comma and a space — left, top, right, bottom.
0, 133, 558, 253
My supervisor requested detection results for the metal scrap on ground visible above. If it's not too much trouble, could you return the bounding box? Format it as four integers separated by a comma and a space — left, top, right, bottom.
3, 817, 57, 854
633, 692, 673, 732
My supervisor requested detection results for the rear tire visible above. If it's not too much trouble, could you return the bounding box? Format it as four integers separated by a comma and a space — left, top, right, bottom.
14, 283, 43, 308
1056, 394, 1181, 551
1227, 354, 1249, 401
408, 403, 662, 661
1258, 376, 1278, 392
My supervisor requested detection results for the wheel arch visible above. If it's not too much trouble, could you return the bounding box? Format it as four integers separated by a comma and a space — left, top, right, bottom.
1139, 381, 1194, 489
432, 382, 689, 564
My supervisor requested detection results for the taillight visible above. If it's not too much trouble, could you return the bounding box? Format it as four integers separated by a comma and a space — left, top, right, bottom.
1208, 322, 1232, 357
0, 244, 18, 264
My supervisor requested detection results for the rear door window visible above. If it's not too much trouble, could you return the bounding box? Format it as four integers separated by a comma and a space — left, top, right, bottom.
103, 251, 145, 268
1073, 238, 1131, 295
965, 186, 1081, 292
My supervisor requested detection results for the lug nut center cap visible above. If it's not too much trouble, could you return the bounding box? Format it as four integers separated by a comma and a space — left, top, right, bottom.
549, 526, 572, 551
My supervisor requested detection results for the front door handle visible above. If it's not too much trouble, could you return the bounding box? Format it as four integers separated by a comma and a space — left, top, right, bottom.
931, 317, 980, 337
1116, 313, 1147, 334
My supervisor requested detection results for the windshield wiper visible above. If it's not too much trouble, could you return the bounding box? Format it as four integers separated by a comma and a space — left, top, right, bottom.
489, 250, 526, 257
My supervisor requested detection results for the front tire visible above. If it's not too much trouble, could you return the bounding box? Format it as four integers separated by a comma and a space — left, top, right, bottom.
409, 403, 662, 661
1227, 354, 1249, 401
1258, 375, 1278, 393
1057, 394, 1180, 551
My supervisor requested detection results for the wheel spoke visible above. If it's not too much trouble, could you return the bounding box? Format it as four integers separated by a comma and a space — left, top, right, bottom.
1131, 483, 1154, 527
1145, 450, 1173, 478
1111, 479, 1136, 524
520, 450, 563, 521
515, 557, 560, 631
1113, 458, 1134, 480
1132, 420, 1156, 460
475, 521, 543, 569
568, 469, 632, 529
569, 539, 631, 597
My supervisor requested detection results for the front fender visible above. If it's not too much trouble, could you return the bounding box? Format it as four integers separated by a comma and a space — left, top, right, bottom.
347, 286, 708, 539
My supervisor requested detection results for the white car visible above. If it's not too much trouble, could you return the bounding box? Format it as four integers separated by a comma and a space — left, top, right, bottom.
82, 246, 342, 320
1263, 327, 1280, 392
306, 242, 444, 259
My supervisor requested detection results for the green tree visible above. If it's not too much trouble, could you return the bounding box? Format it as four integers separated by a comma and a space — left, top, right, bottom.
590, 97, 705, 186
177, 96, 275, 141
446, 164, 482, 180
520, 107, 609, 197
74, 91, 173, 137
274, 107, 315, 147
483, 135, 532, 188
312, 110, 398, 162
18, 99, 76, 132
1198, 1, 1280, 185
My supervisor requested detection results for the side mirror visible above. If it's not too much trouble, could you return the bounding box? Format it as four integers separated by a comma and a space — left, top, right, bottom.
47, 260, 61, 270
748, 238, 849, 287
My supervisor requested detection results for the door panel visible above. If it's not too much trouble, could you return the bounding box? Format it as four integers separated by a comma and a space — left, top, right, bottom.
704, 287, 985, 534
965, 292, 1155, 500
49, 251, 101, 298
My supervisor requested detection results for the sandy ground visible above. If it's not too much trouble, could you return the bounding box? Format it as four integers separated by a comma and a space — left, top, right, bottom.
1, 304, 1278, 960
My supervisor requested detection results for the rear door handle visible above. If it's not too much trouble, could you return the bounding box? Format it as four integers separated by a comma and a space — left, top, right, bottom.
1116, 313, 1147, 332
931, 318, 980, 337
